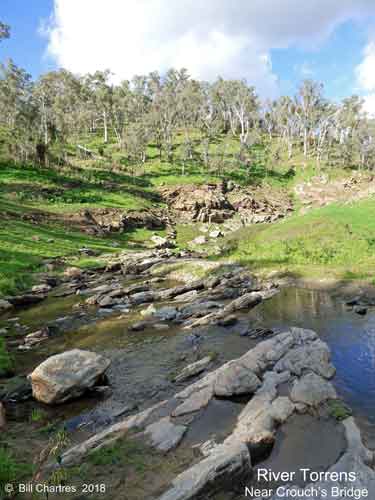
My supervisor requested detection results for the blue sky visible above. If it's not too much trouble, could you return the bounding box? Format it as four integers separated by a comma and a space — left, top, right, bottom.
1, 0, 375, 108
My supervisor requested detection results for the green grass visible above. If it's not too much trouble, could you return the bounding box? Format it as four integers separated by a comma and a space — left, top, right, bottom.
0, 201, 163, 297
230, 199, 375, 280
0, 447, 32, 495
0, 337, 12, 376
88, 438, 147, 472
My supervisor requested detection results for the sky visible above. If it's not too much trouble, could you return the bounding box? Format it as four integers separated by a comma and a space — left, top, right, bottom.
1, 0, 375, 112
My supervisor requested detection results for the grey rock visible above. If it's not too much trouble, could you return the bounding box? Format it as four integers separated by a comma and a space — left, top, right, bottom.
29, 349, 111, 404
218, 315, 238, 326
172, 386, 212, 417
144, 417, 187, 452
214, 363, 261, 397
290, 372, 337, 407
174, 356, 212, 383
158, 442, 251, 500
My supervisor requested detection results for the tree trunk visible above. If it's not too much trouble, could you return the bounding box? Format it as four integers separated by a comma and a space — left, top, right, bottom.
103, 110, 108, 144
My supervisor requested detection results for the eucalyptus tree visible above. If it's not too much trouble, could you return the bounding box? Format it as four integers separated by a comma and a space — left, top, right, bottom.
0, 22, 10, 42
84, 70, 113, 143
296, 80, 325, 157
0, 59, 35, 161
33, 70, 84, 148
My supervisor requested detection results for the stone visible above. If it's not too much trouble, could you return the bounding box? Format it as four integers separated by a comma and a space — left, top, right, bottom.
209, 230, 223, 238
158, 442, 251, 500
290, 372, 337, 407
174, 356, 212, 383
214, 363, 261, 397
218, 315, 238, 326
56, 400, 170, 467
172, 386, 212, 417
0, 376, 32, 402
191, 235, 207, 245
63, 267, 82, 279
31, 284, 52, 294
8, 294, 45, 307
151, 235, 175, 249
173, 290, 198, 302
144, 417, 187, 452
274, 339, 336, 379
0, 299, 12, 313
354, 306, 367, 315
128, 321, 149, 332
141, 304, 157, 317
28, 349, 111, 404
154, 306, 178, 321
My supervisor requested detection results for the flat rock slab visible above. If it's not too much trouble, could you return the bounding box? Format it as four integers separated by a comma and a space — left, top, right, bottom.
290, 372, 337, 407
174, 356, 212, 383
144, 417, 187, 452
29, 349, 111, 404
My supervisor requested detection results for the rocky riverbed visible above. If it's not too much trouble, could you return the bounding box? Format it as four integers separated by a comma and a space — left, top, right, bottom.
1, 249, 375, 499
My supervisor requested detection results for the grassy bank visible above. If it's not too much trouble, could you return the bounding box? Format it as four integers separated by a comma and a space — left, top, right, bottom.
229, 199, 375, 281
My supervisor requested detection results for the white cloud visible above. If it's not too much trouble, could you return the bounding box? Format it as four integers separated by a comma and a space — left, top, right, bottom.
363, 94, 375, 117
45, 0, 375, 98
356, 42, 375, 92
356, 37, 375, 116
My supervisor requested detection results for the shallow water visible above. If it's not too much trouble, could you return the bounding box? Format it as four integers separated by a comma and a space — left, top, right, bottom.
3, 284, 375, 447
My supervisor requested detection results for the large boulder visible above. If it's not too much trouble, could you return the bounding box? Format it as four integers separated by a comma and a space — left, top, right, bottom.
28, 349, 111, 404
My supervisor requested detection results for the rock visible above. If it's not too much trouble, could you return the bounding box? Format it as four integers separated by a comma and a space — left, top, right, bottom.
154, 306, 178, 321
290, 372, 337, 407
158, 442, 251, 500
31, 284, 52, 293
28, 349, 111, 404
173, 290, 198, 302
214, 363, 261, 397
151, 235, 175, 249
56, 400, 170, 467
63, 267, 82, 279
0, 299, 12, 313
191, 235, 207, 245
354, 306, 367, 315
129, 291, 156, 305
144, 417, 187, 452
172, 386, 212, 417
186, 292, 262, 328
218, 315, 238, 327
174, 356, 212, 383
141, 304, 157, 317
240, 326, 274, 338
274, 338, 336, 379
128, 321, 149, 332
204, 276, 221, 289
22, 327, 50, 347
97, 295, 117, 307
0, 376, 32, 402
153, 323, 169, 331
8, 294, 45, 307
209, 230, 223, 238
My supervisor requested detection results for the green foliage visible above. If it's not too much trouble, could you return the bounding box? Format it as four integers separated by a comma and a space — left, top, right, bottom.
88, 438, 147, 472
30, 409, 47, 423
0, 337, 12, 376
327, 399, 353, 421
0, 448, 32, 495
